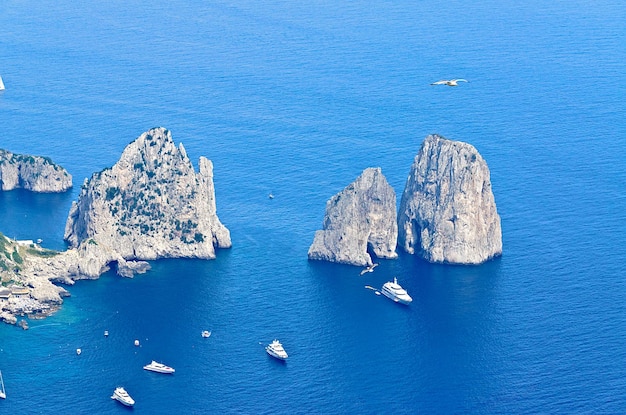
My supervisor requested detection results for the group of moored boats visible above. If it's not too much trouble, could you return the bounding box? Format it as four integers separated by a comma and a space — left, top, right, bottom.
111, 337, 291, 407
263, 277, 412, 364
110, 360, 176, 407
111, 337, 288, 408
4, 274, 410, 408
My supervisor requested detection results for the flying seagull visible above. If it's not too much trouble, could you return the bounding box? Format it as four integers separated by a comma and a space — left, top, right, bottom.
431, 79, 468, 86
360, 263, 379, 276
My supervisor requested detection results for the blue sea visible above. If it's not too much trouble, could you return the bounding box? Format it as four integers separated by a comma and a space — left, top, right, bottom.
1, 1, 626, 413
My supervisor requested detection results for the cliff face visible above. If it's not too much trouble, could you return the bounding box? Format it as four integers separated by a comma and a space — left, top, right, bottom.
0, 149, 72, 192
64, 127, 232, 260
398, 135, 502, 264
308, 167, 397, 267
0, 127, 232, 325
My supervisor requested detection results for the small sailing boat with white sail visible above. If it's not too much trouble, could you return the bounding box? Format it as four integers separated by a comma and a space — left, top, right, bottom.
0, 75, 5, 91
0, 369, 6, 399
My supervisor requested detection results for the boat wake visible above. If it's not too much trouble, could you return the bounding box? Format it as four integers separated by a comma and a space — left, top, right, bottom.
364, 285, 380, 295
28, 323, 62, 330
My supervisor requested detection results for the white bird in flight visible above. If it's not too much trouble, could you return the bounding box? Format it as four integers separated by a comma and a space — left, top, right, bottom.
359, 263, 379, 276
431, 79, 468, 86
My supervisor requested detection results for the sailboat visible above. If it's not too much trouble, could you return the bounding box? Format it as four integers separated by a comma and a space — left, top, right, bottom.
0, 370, 6, 399
0, 75, 5, 91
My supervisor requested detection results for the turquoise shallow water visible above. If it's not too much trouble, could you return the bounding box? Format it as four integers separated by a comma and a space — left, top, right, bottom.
1, 0, 626, 413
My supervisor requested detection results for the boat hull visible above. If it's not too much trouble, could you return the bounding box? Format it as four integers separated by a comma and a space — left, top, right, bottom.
113, 396, 134, 407
381, 288, 412, 305
113, 398, 134, 406
144, 367, 175, 374
143, 361, 175, 374
266, 348, 288, 360
111, 390, 135, 407
265, 340, 288, 360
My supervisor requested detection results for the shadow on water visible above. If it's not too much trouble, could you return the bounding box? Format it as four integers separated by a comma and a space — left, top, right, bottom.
306, 250, 505, 412
394, 252, 506, 412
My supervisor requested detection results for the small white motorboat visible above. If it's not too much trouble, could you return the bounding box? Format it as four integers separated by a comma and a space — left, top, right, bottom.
143, 360, 175, 374
266, 339, 288, 360
201, 330, 211, 338
111, 387, 135, 407
104, 330, 109, 337
134, 339, 140, 346
76, 348, 82, 355
0, 370, 6, 399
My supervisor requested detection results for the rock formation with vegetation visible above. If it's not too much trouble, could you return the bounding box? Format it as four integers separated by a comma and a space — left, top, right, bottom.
0, 149, 72, 192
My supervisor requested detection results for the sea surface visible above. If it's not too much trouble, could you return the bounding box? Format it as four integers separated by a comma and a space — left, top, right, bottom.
1, 1, 625, 413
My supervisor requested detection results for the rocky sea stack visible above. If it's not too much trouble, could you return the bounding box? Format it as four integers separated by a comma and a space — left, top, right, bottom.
308, 167, 397, 267
0, 149, 72, 192
0, 127, 232, 324
64, 127, 232, 260
398, 135, 502, 264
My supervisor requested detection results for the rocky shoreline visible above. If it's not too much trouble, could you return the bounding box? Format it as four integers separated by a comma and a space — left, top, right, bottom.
1, 130, 502, 326
0, 148, 72, 192
0, 127, 231, 326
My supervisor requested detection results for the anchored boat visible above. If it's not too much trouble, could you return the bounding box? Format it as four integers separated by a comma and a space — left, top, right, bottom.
0, 370, 6, 399
266, 340, 288, 360
111, 387, 135, 407
381, 277, 413, 305
143, 360, 175, 374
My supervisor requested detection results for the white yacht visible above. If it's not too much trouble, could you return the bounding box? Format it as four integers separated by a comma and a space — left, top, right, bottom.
201, 330, 211, 338
265, 340, 288, 360
143, 360, 175, 374
381, 277, 412, 305
0, 75, 4, 91
111, 387, 135, 407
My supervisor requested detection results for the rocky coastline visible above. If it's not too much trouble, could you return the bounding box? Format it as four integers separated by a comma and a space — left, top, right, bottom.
0, 149, 72, 192
0, 130, 502, 326
0, 127, 231, 325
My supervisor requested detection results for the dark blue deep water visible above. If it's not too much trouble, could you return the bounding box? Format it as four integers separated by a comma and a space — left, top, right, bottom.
1, 1, 626, 413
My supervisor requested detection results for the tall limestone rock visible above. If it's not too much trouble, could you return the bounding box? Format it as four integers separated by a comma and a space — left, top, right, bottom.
64, 127, 231, 260
398, 135, 502, 264
0, 128, 232, 324
0, 149, 72, 192
308, 167, 397, 267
